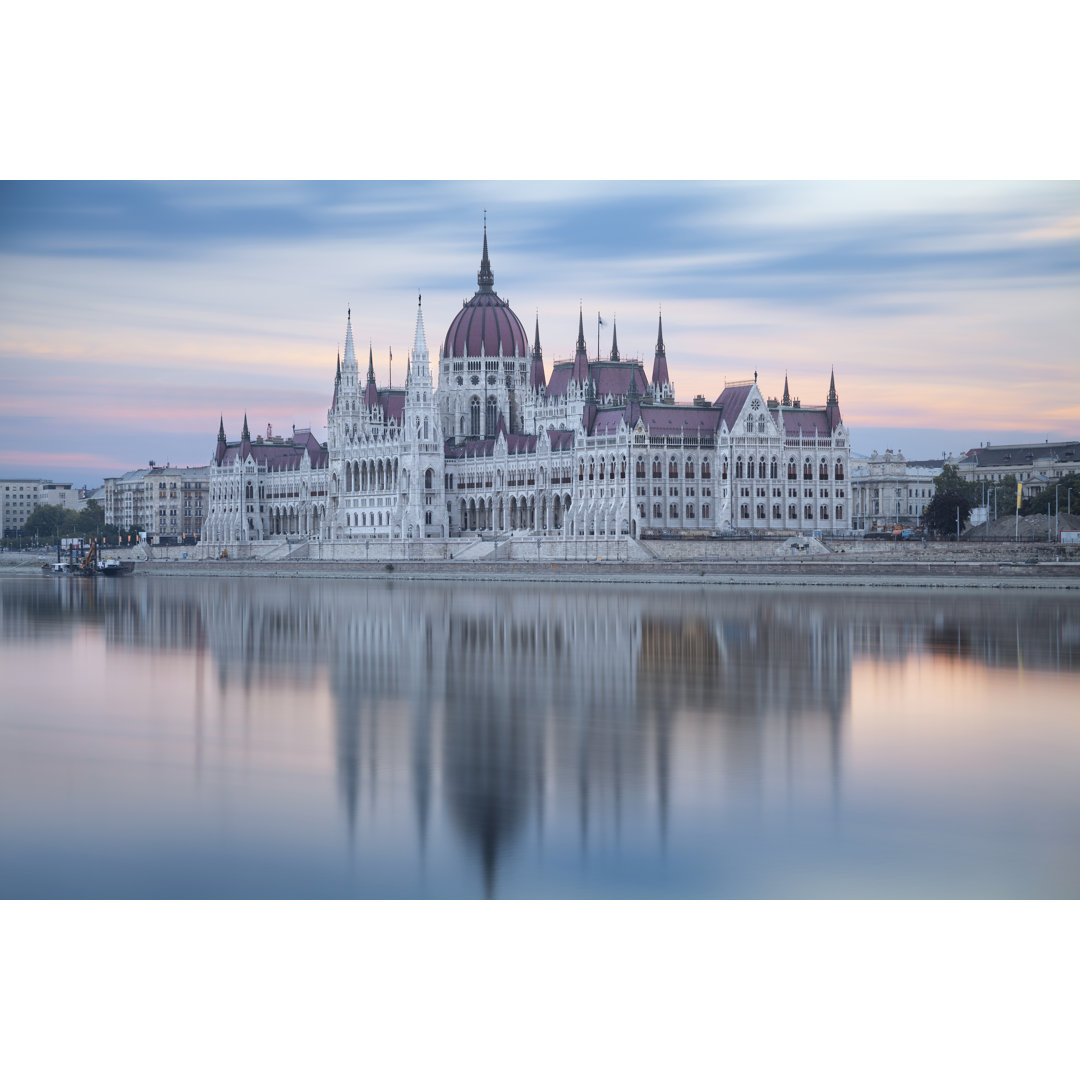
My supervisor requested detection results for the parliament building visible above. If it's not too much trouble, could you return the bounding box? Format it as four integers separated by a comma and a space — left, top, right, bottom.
200, 229, 851, 553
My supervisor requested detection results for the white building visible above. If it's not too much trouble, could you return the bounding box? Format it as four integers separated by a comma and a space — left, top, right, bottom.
850, 450, 943, 532
201, 229, 853, 551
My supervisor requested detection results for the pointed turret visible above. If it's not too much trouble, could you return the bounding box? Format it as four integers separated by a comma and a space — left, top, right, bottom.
343, 307, 358, 381
241, 413, 250, 442
825, 367, 842, 431
782, 372, 791, 407
529, 313, 546, 391
651, 312, 670, 399
572, 305, 590, 385
215, 416, 227, 464
609, 319, 620, 362
413, 293, 428, 360
364, 343, 379, 409
477, 223, 494, 293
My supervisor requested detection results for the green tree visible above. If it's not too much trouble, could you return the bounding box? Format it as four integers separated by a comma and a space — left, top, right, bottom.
922, 464, 979, 538
1022, 472, 1080, 518
22, 503, 68, 540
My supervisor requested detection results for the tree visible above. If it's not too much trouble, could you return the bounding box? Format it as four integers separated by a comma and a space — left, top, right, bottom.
1022, 472, 1080, 518
22, 503, 68, 540
922, 464, 979, 538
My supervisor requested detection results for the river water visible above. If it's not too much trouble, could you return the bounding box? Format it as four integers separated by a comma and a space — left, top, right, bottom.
1, 574, 1077, 898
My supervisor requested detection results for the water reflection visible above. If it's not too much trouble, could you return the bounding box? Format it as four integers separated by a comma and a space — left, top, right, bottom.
1, 576, 1078, 897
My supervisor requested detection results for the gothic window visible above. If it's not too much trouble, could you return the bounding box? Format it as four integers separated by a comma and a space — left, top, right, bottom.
748, 459, 755, 479
652, 458, 662, 479
470, 397, 481, 437
486, 397, 498, 433
669, 458, 678, 479
425, 469, 433, 490
770, 458, 778, 479
735, 458, 744, 479
804, 458, 812, 481
835, 459, 845, 480
820, 458, 828, 481
685, 459, 695, 480
636, 458, 645, 479
836, 506, 843, 520
703, 505, 710, 519
788, 458, 797, 481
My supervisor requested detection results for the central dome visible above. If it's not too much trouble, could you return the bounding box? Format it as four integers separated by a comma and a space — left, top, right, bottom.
442, 229, 528, 360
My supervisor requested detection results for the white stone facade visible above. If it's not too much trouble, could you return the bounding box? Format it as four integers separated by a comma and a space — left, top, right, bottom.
199, 234, 854, 552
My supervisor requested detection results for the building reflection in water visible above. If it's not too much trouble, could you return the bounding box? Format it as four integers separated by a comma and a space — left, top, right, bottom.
3, 577, 1078, 896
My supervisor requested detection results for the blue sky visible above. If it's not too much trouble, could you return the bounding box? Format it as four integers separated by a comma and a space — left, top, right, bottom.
1, 180, 1077, 486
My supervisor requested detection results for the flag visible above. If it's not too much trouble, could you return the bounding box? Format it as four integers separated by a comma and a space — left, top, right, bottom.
1016, 481, 1022, 509
598, 313, 606, 327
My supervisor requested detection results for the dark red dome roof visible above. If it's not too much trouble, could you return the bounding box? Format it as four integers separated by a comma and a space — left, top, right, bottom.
442, 228, 528, 360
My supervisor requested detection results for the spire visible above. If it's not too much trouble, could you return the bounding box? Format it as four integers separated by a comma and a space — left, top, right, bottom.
413, 292, 428, 359
573, 305, 590, 385
651, 311, 670, 395
336, 351, 341, 381
825, 367, 841, 431
215, 415, 227, 464
241, 413, 250, 442
217, 415, 226, 443
609, 318, 620, 362
477, 219, 494, 293
530, 313, 547, 391
782, 371, 791, 407
364, 344, 379, 408
343, 307, 357, 373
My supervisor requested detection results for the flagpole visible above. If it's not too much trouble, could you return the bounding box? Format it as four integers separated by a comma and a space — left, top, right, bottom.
597, 311, 601, 363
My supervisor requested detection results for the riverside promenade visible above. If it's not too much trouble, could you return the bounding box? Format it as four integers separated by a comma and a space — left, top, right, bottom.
10, 537, 1077, 589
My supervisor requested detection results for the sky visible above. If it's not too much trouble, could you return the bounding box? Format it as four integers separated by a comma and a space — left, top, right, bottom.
1, 180, 1077, 486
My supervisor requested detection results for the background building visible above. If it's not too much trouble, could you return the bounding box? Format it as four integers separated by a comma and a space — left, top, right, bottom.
956, 441, 1080, 499
104, 464, 209, 540
850, 450, 944, 532
1, 479, 82, 537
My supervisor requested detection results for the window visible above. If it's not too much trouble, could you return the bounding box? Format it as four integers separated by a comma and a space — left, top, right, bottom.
702, 505, 710, 519
836, 506, 843, 520
740, 504, 750, 519
470, 398, 481, 436
685, 460, 695, 479
772, 505, 781, 519
670, 504, 679, 518
756, 504, 765, 519
653, 504, 662, 519
788, 505, 797, 519
652, 459, 662, 479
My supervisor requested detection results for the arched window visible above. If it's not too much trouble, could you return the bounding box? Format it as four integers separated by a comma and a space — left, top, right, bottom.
788, 458, 797, 481
669, 458, 678, 479
770, 458, 778, 479
470, 397, 481, 436
702, 458, 711, 479
589, 459, 595, 481
635, 458, 645, 479
486, 397, 498, 434
819, 458, 828, 481
803, 458, 812, 481
425, 468, 433, 490
652, 458, 662, 479
736, 458, 744, 479
748, 459, 755, 479
835, 459, 845, 481
685, 459, 695, 479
